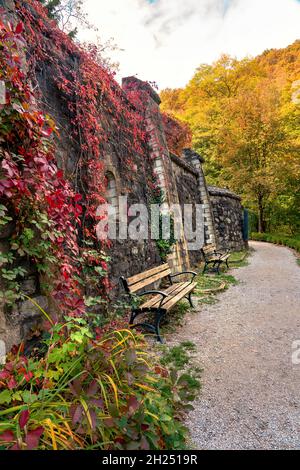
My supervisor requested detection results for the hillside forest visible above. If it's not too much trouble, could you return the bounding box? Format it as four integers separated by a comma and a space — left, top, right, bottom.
161, 42, 300, 235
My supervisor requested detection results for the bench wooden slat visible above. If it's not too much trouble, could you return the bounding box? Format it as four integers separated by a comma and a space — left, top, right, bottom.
206, 255, 219, 260
202, 244, 215, 253
140, 284, 180, 309
163, 282, 197, 311
127, 263, 169, 287
140, 282, 189, 309
128, 267, 172, 293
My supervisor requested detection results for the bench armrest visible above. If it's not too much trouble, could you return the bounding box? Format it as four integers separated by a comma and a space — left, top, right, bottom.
137, 290, 169, 308
170, 271, 197, 283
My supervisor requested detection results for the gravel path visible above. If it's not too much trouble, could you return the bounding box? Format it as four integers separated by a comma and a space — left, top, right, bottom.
171, 241, 300, 450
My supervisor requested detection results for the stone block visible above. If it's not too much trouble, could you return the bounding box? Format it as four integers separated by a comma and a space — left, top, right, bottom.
19, 296, 48, 320
0, 221, 15, 239
20, 277, 37, 296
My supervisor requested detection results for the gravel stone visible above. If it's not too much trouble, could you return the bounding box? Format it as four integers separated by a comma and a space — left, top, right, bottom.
168, 241, 300, 450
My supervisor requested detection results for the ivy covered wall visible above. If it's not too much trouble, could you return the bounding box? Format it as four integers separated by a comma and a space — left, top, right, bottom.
0, 0, 245, 351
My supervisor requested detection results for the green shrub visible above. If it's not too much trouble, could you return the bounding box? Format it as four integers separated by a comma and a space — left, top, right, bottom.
251, 232, 300, 253
0, 318, 194, 450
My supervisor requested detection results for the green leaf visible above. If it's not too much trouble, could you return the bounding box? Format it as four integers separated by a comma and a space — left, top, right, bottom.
94, 267, 106, 276
0, 390, 12, 405
22, 390, 38, 404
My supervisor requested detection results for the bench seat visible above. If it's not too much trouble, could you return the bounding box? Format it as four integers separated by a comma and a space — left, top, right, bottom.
121, 263, 197, 342
140, 281, 197, 311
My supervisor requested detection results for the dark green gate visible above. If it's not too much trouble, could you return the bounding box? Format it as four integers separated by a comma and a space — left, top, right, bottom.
243, 209, 249, 242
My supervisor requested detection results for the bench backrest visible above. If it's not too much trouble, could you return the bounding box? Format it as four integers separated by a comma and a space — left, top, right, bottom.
202, 244, 217, 258
121, 263, 171, 294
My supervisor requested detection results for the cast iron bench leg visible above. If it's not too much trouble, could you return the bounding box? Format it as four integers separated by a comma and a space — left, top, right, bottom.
185, 292, 194, 308
131, 309, 165, 343
155, 310, 165, 344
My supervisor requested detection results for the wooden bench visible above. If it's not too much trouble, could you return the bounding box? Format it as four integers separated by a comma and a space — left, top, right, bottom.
120, 263, 197, 343
201, 244, 230, 275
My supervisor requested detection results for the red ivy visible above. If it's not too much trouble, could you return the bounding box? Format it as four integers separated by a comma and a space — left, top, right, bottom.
162, 113, 192, 157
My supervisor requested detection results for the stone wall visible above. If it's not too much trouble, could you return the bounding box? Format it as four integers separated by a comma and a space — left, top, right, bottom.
122, 77, 192, 275
0, 0, 50, 351
183, 149, 217, 247
170, 153, 203, 267
208, 186, 246, 251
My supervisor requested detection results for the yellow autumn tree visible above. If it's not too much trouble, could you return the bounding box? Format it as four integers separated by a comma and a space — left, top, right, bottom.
161, 44, 300, 233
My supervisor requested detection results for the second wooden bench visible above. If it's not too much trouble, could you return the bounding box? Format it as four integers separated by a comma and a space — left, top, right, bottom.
201, 244, 230, 275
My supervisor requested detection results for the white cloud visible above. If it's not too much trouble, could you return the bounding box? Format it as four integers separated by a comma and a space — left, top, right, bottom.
79, 0, 300, 89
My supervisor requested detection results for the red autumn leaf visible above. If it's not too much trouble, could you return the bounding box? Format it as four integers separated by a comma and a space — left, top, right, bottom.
140, 436, 150, 451
0, 179, 13, 188
0, 431, 15, 442
25, 427, 44, 450
74, 194, 82, 202
2, 160, 15, 177
86, 380, 98, 397
7, 377, 17, 390
15, 22, 23, 34
100, 261, 108, 271
70, 404, 83, 426
10, 443, 21, 450
74, 204, 83, 216
115, 437, 125, 444
0, 370, 10, 380
41, 127, 53, 137
127, 396, 140, 416
24, 371, 33, 382
19, 409, 30, 429
90, 398, 104, 408
4, 362, 14, 372
69, 379, 82, 396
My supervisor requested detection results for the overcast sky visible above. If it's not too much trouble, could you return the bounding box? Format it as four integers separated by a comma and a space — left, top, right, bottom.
80, 0, 300, 90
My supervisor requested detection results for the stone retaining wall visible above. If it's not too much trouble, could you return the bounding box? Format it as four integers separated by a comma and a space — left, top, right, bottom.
208, 186, 246, 251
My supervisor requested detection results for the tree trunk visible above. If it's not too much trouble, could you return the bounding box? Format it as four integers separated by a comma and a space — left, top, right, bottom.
258, 195, 265, 233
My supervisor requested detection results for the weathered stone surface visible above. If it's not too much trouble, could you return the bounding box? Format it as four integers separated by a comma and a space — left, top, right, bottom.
0, 221, 15, 239
20, 277, 37, 296
171, 153, 203, 268
11, 296, 48, 321
208, 186, 246, 251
